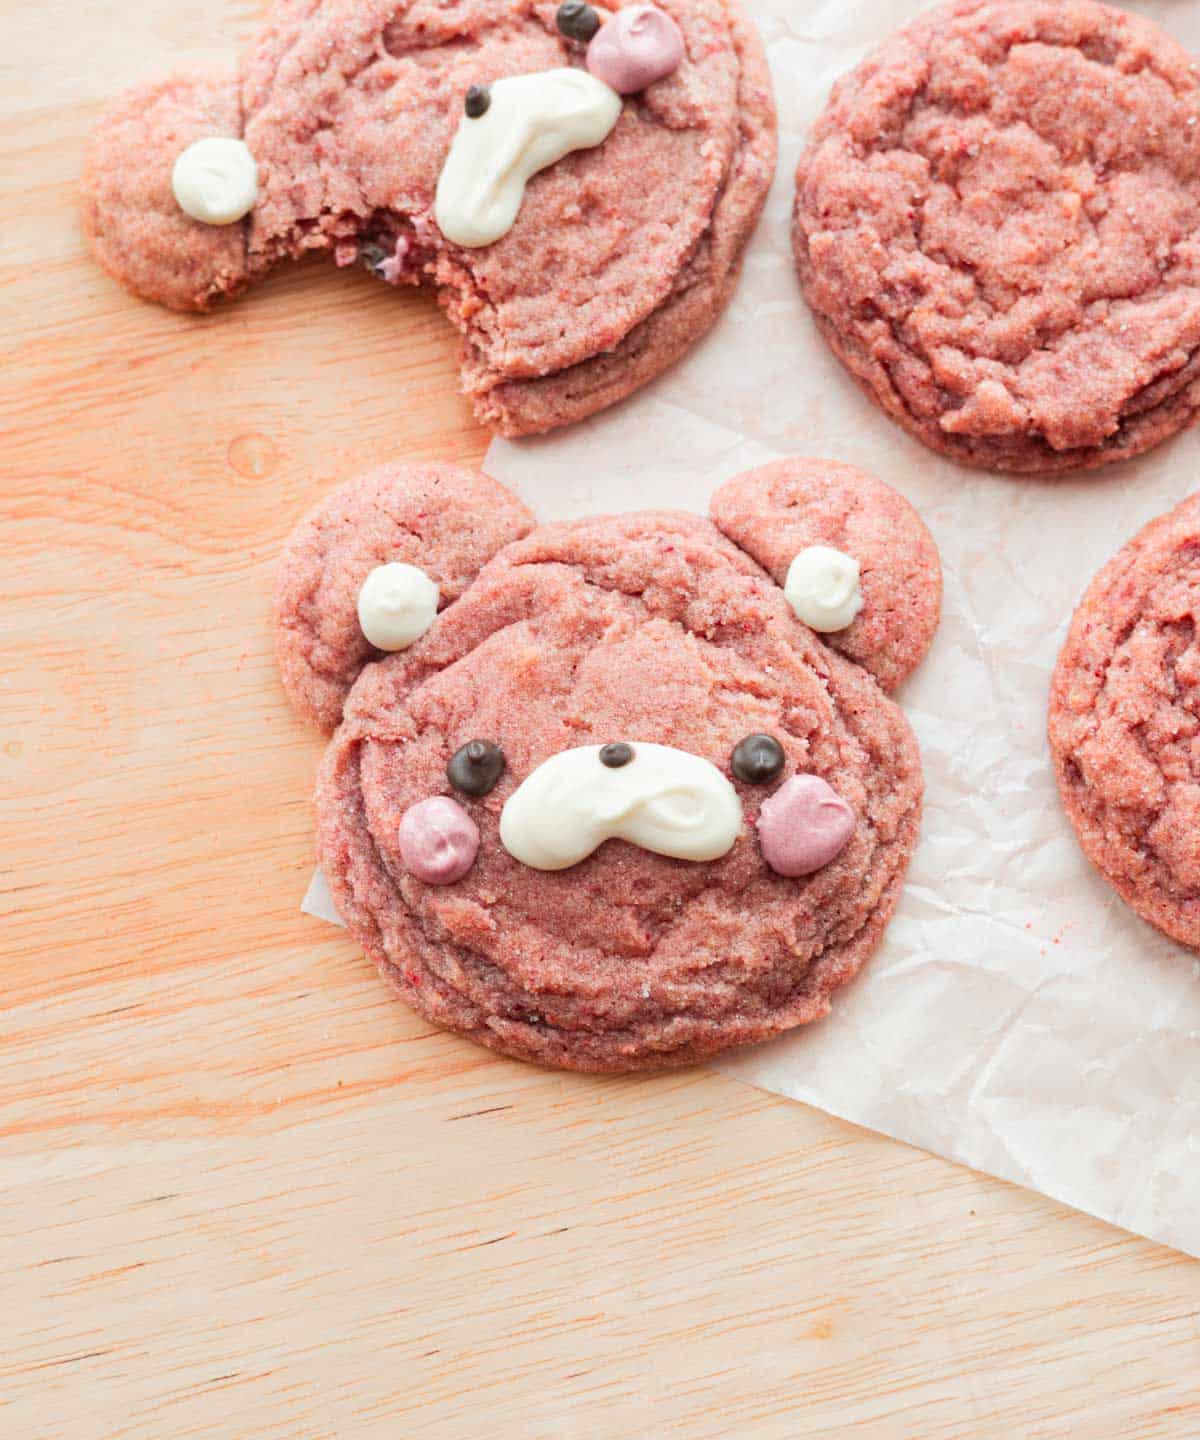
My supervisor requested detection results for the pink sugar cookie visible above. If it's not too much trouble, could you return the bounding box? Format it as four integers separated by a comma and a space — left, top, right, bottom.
1050, 493, 1200, 949
284, 461, 939, 1072
81, 0, 776, 438
795, 0, 1200, 473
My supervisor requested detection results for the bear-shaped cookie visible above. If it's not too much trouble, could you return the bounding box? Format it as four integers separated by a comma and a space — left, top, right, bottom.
80, 0, 776, 437
275, 458, 941, 1071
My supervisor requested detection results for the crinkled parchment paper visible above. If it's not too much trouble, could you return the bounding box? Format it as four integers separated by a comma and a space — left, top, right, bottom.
309, 0, 1200, 1256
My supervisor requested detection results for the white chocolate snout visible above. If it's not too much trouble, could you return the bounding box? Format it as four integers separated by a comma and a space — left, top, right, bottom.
435, 69, 622, 249
499, 743, 743, 871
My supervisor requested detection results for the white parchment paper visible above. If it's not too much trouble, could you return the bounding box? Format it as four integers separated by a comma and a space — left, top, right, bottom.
309, 0, 1200, 1257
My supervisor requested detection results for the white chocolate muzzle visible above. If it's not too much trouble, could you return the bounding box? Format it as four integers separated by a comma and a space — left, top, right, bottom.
499, 743, 743, 871
435, 68, 622, 249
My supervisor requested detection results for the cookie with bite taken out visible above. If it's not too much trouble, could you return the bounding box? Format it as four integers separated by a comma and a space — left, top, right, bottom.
81, 0, 776, 437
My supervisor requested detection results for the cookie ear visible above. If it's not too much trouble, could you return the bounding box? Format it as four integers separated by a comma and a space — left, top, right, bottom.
710, 458, 941, 692
81, 71, 250, 312
274, 463, 535, 730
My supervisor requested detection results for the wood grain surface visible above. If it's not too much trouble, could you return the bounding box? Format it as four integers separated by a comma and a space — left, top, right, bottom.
2, 3, 1198, 1436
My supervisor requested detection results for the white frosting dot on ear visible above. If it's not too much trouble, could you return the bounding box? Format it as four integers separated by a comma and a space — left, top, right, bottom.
435, 68, 622, 249
171, 138, 259, 225
499, 743, 743, 871
356, 563, 439, 651
784, 546, 864, 633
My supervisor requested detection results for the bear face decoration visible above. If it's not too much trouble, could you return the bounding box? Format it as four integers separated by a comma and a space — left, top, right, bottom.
80, 0, 776, 437
275, 457, 941, 1071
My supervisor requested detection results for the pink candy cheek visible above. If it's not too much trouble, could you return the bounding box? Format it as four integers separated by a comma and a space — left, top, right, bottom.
429, 835, 471, 883
756, 777, 856, 879
587, 6, 685, 94
398, 798, 480, 886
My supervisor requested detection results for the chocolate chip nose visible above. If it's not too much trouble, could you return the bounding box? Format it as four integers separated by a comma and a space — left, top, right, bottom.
447, 739, 506, 797
731, 733, 785, 785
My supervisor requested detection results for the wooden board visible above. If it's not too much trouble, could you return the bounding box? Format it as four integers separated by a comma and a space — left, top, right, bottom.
2, 3, 1198, 1436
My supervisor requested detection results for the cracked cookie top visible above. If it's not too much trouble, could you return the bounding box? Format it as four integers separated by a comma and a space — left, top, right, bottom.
795, 0, 1200, 473
1051, 492, 1200, 948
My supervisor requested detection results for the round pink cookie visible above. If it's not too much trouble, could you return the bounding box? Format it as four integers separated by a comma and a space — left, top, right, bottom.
82, 0, 777, 437
710, 458, 942, 692
81, 72, 250, 312
274, 463, 534, 731
794, 0, 1200, 474
317, 509, 925, 1072
1050, 493, 1200, 949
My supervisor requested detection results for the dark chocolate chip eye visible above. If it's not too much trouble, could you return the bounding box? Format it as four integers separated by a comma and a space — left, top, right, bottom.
448, 739, 506, 796
464, 84, 491, 119
358, 242, 387, 274
556, 1, 602, 43
599, 742, 634, 768
731, 734, 785, 785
